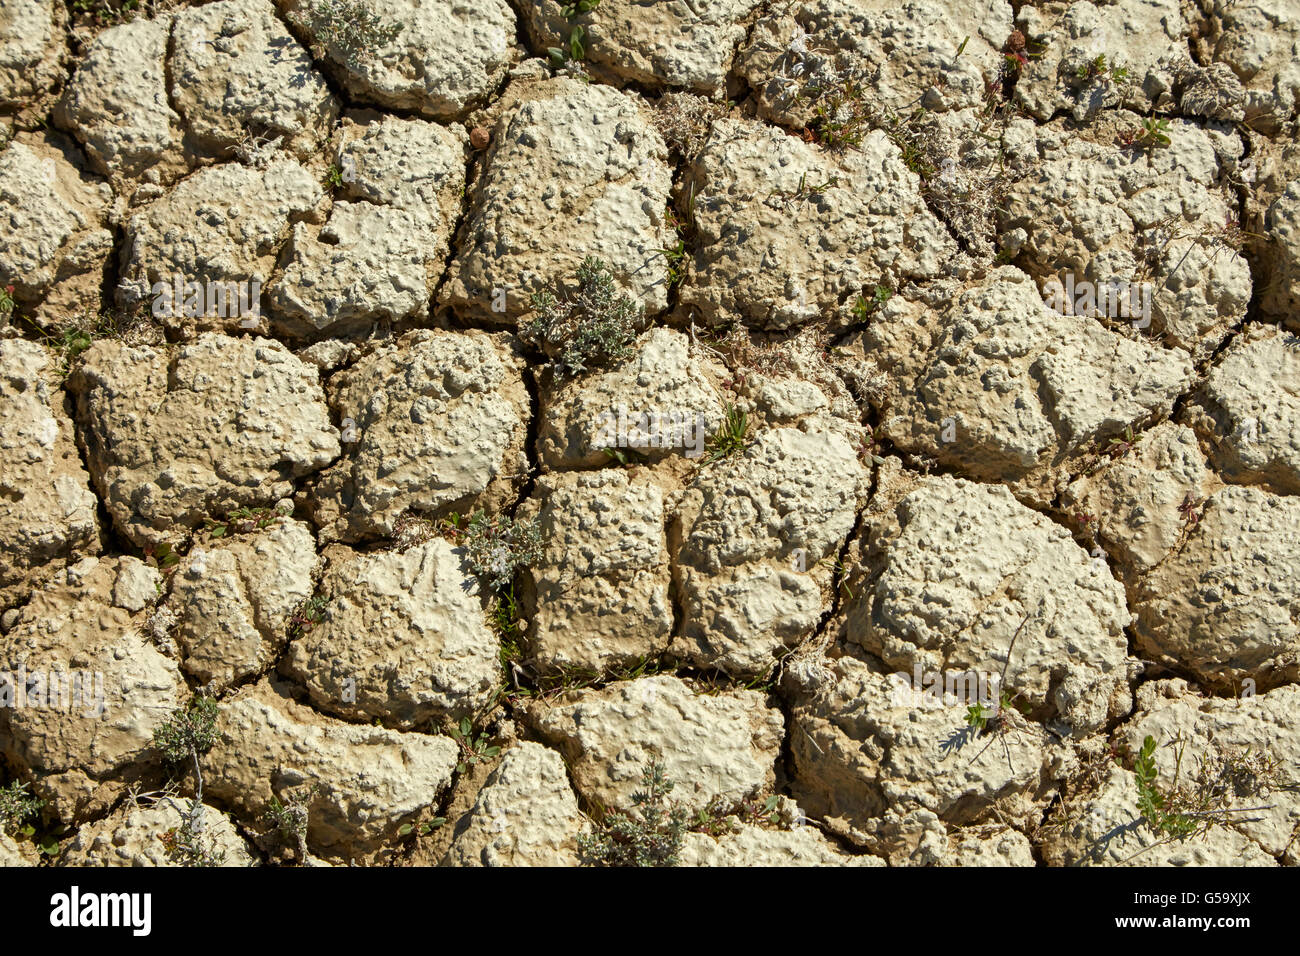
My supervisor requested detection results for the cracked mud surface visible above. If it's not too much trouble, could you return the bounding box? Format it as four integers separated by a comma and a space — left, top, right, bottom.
1, 0, 1299, 868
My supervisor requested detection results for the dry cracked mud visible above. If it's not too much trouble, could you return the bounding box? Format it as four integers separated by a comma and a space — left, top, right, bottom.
1, 0, 1299, 872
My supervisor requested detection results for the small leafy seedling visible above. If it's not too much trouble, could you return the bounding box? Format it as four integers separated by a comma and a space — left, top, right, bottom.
659, 238, 688, 288
1106, 425, 1138, 459
603, 445, 650, 468
159, 809, 226, 867
852, 284, 891, 323
288, 595, 329, 639
578, 761, 688, 867
305, 0, 403, 66
1124, 117, 1172, 150
703, 403, 750, 463
153, 696, 221, 766
965, 689, 1029, 735
736, 794, 783, 828
460, 510, 544, 592
1134, 735, 1197, 838
806, 80, 869, 150
549, 1, 600, 64
450, 717, 501, 775
204, 505, 282, 539
0, 781, 44, 837
398, 818, 447, 837
1077, 53, 1128, 83
770, 171, 840, 207
523, 257, 643, 381
144, 541, 181, 573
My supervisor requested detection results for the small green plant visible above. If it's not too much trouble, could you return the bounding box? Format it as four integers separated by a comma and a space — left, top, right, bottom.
1124, 117, 1172, 150
490, 583, 523, 645
326, 163, 344, 189
956, 609, 1047, 775
305, 0, 403, 66
56, 327, 94, 367
262, 785, 318, 863
735, 794, 783, 828
154, 697, 225, 866
527, 654, 666, 703
770, 171, 839, 207
703, 403, 750, 463
578, 761, 688, 867
851, 284, 891, 323
0, 284, 14, 321
144, 541, 181, 574
549, 0, 600, 65
71, 0, 141, 27
433, 510, 467, 538
806, 79, 870, 149
288, 595, 328, 640
603, 445, 649, 468
659, 191, 696, 289
1131, 735, 1279, 844
1076, 53, 1128, 83
450, 717, 501, 775
491, 581, 527, 691
884, 110, 937, 179
264, 796, 307, 847
857, 424, 888, 466
22, 309, 152, 378
159, 802, 227, 867
398, 817, 446, 838
1000, 29, 1047, 76
0, 781, 43, 837
831, 559, 857, 600
1134, 735, 1197, 838
204, 505, 283, 539
499, 631, 523, 670
460, 510, 544, 591
1106, 424, 1138, 459
659, 237, 688, 288
19, 320, 96, 378
690, 798, 734, 838
451, 510, 540, 666
36, 834, 63, 857
154, 696, 221, 766
965, 689, 1028, 735
549, 24, 587, 64
522, 257, 643, 381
